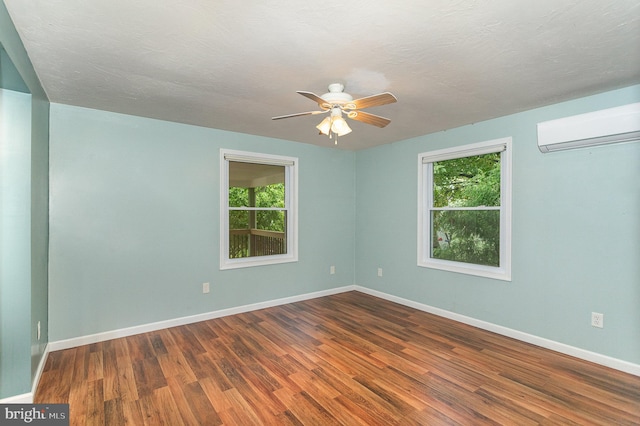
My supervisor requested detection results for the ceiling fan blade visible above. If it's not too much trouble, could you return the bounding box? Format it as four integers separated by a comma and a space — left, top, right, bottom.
297, 91, 330, 108
350, 92, 397, 110
347, 110, 391, 128
272, 110, 327, 120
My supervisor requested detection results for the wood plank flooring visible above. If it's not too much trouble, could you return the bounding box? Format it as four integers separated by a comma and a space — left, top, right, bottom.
36, 291, 640, 425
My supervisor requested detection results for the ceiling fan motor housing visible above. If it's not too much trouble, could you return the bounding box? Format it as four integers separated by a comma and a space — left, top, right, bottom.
321, 83, 354, 107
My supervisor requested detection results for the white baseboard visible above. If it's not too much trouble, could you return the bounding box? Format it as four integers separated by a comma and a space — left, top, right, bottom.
0, 393, 32, 404
49, 285, 356, 352
355, 286, 640, 377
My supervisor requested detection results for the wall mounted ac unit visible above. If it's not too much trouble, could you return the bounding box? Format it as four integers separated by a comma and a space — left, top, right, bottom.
537, 102, 640, 153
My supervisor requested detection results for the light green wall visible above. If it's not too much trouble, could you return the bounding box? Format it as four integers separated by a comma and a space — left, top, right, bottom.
30, 95, 49, 379
49, 86, 640, 369
1, 0, 50, 399
0, 89, 32, 398
355, 85, 640, 365
0, 47, 29, 93
48, 104, 356, 341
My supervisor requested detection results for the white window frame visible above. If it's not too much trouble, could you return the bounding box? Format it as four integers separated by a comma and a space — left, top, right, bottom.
417, 137, 512, 281
220, 149, 298, 270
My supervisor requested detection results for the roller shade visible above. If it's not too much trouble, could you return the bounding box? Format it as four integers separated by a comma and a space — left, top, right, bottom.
224, 153, 295, 166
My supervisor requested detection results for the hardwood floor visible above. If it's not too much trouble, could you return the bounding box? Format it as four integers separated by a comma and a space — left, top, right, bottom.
36, 291, 640, 425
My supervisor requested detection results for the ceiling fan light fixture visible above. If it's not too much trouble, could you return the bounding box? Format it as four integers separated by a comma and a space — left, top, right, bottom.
316, 117, 332, 135
331, 116, 352, 136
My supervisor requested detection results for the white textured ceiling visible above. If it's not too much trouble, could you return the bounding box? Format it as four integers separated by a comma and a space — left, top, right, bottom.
4, 0, 640, 150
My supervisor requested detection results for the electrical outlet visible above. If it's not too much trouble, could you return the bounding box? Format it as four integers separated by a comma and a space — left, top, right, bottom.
591, 312, 604, 328
330, 265, 335, 275
202, 282, 210, 294
377, 268, 383, 277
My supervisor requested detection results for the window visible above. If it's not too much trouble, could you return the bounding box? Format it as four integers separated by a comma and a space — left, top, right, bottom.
418, 138, 512, 280
220, 149, 298, 269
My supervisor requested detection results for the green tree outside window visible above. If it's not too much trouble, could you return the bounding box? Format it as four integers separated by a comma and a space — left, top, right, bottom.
431, 153, 501, 267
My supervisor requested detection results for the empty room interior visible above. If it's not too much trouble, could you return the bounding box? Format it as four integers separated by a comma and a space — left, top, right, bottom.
1, 1, 639, 424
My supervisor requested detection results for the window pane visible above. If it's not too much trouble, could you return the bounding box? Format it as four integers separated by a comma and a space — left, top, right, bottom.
228, 210, 286, 259
228, 162, 285, 208
431, 210, 500, 267
433, 153, 501, 208
227, 161, 287, 259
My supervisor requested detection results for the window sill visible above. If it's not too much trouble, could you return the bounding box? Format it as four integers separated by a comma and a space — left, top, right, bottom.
418, 258, 511, 281
220, 254, 298, 270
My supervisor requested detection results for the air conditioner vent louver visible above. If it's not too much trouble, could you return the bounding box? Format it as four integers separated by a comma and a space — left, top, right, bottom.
537, 103, 640, 153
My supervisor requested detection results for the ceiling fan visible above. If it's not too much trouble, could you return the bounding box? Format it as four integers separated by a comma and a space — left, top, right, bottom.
272, 83, 397, 144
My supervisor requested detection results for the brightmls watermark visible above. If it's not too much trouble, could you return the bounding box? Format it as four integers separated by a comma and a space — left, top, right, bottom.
0, 405, 68, 425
